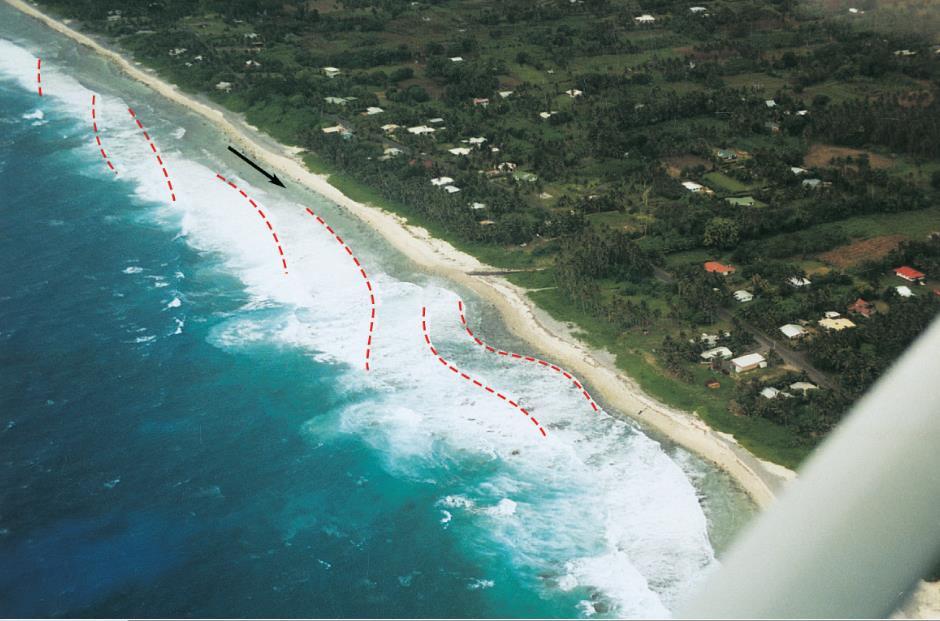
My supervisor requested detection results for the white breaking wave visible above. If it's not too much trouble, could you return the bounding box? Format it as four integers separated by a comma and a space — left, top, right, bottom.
0, 38, 721, 618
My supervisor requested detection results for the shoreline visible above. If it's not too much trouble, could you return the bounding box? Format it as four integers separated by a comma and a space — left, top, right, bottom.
6, 0, 790, 507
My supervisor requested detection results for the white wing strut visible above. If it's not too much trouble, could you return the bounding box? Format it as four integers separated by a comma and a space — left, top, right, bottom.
681, 318, 940, 619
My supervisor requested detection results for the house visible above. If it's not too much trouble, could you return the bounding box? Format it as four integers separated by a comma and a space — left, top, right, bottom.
704, 261, 735, 276
690, 6, 708, 13
780, 323, 807, 339
323, 67, 341, 78
449, 56, 464, 63
788, 276, 811, 288
244, 59, 261, 68
716, 149, 737, 161
479, 219, 496, 226
789, 381, 818, 394
726, 196, 757, 207
734, 290, 754, 303
448, 147, 472, 156
470, 202, 487, 210
802, 178, 823, 189
765, 99, 777, 108
430, 176, 454, 186
894, 266, 926, 282
765, 121, 781, 134
383, 147, 402, 157
464, 136, 487, 146
168, 47, 187, 57
731, 353, 767, 374
324, 96, 348, 105
761, 387, 782, 399
363, 106, 384, 115
215, 81, 233, 93
896, 285, 914, 298
428, 118, 445, 125
819, 317, 857, 331
407, 125, 435, 135
321, 124, 347, 134
682, 180, 708, 193
796, 109, 810, 116
634, 14, 656, 23
444, 185, 461, 194
790, 166, 808, 175
700, 346, 733, 362
848, 298, 875, 318
381, 124, 400, 133
472, 97, 489, 107
497, 162, 517, 172
539, 111, 558, 120
705, 378, 721, 389
700, 333, 719, 347
565, 89, 583, 98
498, 90, 514, 99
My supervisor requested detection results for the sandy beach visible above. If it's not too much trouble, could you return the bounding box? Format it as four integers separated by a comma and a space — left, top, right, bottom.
6, 0, 792, 507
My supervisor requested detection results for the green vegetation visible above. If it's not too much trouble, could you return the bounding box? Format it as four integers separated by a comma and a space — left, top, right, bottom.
39, 0, 940, 469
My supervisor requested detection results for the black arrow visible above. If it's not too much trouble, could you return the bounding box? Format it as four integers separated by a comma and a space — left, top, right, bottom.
227, 146, 285, 187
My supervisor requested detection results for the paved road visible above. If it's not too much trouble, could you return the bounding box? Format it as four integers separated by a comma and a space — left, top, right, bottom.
652, 266, 838, 391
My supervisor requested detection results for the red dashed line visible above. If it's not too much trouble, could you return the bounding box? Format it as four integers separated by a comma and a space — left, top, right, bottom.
457, 299, 600, 413
421, 306, 547, 437
36, 58, 42, 97
304, 207, 376, 372
127, 107, 176, 202
215, 174, 288, 275
91, 95, 117, 174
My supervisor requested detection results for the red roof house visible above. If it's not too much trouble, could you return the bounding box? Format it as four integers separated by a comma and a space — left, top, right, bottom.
847, 298, 875, 318
894, 266, 926, 282
704, 261, 736, 276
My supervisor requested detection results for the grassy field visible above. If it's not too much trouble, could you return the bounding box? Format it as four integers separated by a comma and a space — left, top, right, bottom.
703, 171, 753, 194
798, 206, 940, 241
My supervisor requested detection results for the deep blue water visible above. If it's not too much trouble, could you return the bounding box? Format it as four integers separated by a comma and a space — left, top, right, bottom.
0, 81, 561, 618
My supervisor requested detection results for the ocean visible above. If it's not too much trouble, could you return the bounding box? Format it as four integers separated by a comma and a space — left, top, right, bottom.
0, 8, 754, 618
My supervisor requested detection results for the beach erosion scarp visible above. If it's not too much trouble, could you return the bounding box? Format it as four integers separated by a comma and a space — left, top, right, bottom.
5, 0, 793, 508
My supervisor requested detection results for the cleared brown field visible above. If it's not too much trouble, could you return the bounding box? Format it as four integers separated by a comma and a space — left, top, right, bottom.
817, 234, 906, 268
662, 154, 711, 178
804, 144, 896, 170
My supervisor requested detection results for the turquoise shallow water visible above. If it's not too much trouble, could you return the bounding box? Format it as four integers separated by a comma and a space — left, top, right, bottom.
0, 9, 754, 618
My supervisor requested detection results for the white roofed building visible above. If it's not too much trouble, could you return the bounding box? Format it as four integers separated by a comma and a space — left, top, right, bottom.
779, 324, 807, 339
731, 353, 767, 374
700, 346, 733, 362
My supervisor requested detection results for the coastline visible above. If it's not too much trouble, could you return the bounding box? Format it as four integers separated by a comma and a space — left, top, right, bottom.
5, 0, 790, 507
